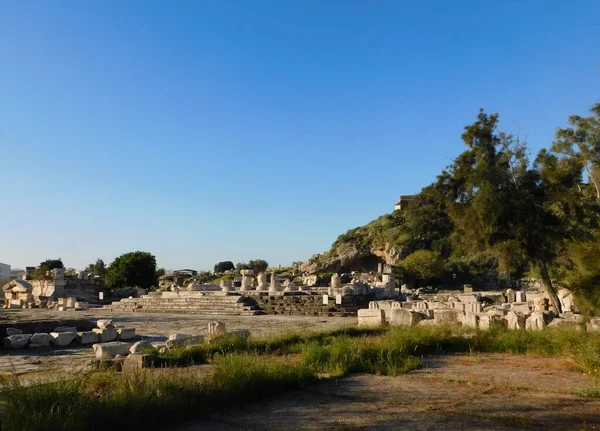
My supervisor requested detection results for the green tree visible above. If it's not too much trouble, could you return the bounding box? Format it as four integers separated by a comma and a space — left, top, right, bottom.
439, 110, 565, 311
105, 251, 158, 290
156, 267, 166, 278
85, 258, 106, 277
32, 259, 64, 280
214, 261, 235, 273
399, 250, 445, 284
562, 231, 600, 315
552, 103, 600, 201
247, 259, 269, 273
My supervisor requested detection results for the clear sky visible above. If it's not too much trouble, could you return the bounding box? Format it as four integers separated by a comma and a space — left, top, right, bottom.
1, 1, 599, 271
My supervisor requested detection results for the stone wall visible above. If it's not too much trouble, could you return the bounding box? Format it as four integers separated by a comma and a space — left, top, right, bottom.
250, 294, 370, 316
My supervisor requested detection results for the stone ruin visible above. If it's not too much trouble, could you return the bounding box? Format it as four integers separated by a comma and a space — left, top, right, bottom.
357, 286, 596, 332
2, 318, 136, 350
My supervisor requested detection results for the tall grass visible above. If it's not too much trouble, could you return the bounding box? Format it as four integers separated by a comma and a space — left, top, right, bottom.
2, 324, 600, 431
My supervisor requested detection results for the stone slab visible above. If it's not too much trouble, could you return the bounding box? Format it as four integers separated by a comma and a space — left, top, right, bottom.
357, 309, 385, 327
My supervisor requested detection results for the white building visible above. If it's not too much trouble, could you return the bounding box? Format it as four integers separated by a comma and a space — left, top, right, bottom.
0, 262, 11, 279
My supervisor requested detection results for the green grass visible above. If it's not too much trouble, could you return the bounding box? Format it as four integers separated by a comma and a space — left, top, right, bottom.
3, 324, 600, 431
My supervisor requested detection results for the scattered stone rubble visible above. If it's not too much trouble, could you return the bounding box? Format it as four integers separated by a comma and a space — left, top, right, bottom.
2, 318, 135, 350
358, 286, 594, 332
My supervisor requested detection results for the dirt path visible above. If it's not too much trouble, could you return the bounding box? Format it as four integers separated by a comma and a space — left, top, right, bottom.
177, 354, 600, 431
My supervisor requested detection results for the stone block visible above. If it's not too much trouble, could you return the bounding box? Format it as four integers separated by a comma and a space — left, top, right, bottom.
461, 313, 479, 328
357, 309, 385, 327
74, 302, 89, 310
587, 317, 600, 332
129, 341, 157, 355
478, 315, 506, 330
323, 295, 329, 305
117, 328, 136, 340
510, 302, 530, 314
335, 294, 342, 305
6, 328, 23, 336
4, 334, 32, 348
30, 333, 52, 347
515, 291, 526, 302
54, 326, 77, 333
458, 294, 478, 303
389, 309, 423, 327
505, 311, 526, 330
525, 312, 546, 331
97, 319, 115, 330
547, 318, 582, 330
166, 334, 204, 349
76, 331, 99, 344
123, 354, 154, 372
463, 284, 473, 293
93, 342, 133, 359
93, 328, 118, 342
417, 319, 438, 327
50, 332, 76, 346
433, 308, 462, 325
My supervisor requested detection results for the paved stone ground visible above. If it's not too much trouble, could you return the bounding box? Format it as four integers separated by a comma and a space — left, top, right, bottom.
0, 309, 354, 376
178, 354, 600, 431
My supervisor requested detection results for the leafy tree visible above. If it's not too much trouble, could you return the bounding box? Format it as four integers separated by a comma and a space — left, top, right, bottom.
32, 259, 64, 280
397, 185, 453, 256
236, 262, 249, 271
156, 267, 166, 278
562, 231, 600, 315
247, 259, 269, 273
399, 250, 445, 284
438, 110, 566, 311
552, 103, 600, 201
214, 261, 235, 273
104, 251, 158, 290
85, 258, 106, 277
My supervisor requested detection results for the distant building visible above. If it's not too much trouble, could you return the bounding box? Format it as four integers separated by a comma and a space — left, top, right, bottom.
0, 262, 10, 279
174, 269, 198, 277
394, 195, 416, 211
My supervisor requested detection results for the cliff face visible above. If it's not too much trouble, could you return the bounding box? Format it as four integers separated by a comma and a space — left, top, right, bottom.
300, 213, 403, 274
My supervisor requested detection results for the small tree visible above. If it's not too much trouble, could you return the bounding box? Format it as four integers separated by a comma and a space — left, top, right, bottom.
156, 267, 166, 278
86, 258, 106, 277
32, 259, 64, 280
105, 251, 158, 290
399, 250, 445, 285
214, 261, 235, 273
247, 259, 269, 273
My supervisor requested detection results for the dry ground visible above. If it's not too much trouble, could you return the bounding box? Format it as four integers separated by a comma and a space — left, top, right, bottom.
0, 309, 354, 377
178, 354, 600, 431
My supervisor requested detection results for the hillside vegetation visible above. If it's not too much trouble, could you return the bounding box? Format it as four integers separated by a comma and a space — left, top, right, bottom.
302, 102, 600, 315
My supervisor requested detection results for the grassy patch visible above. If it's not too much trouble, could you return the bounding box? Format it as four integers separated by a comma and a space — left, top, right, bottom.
3, 324, 600, 431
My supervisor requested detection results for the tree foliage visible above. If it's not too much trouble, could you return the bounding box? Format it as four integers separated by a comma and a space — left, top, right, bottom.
105, 251, 158, 290
399, 250, 445, 282
32, 259, 64, 280
214, 261, 235, 273
85, 259, 106, 277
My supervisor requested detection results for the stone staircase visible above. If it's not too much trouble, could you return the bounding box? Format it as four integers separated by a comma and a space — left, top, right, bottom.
103, 292, 264, 316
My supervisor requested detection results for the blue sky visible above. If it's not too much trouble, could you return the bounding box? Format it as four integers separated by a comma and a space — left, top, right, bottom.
1, 1, 599, 271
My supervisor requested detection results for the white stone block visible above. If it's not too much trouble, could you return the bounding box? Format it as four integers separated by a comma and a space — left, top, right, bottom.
505, 311, 526, 330
4, 334, 32, 348
50, 332, 76, 346
461, 314, 479, 328
458, 294, 479, 303
511, 302, 531, 314
97, 319, 115, 330
93, 328, 118, 342
117, 328, 136, 340
433, 308, 462, 325
335, 294, 342, 305
525, 312, 546, 331
130, 341, 157, 355
515, 291, 526, 302
93, 341, 133, 359
357, 309, 385, 327
76, 331, 99, 344
389, 309, 422, 327
322, 295, 329, 306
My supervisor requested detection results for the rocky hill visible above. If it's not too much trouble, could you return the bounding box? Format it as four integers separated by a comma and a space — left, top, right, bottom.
300, 212, 405, 274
